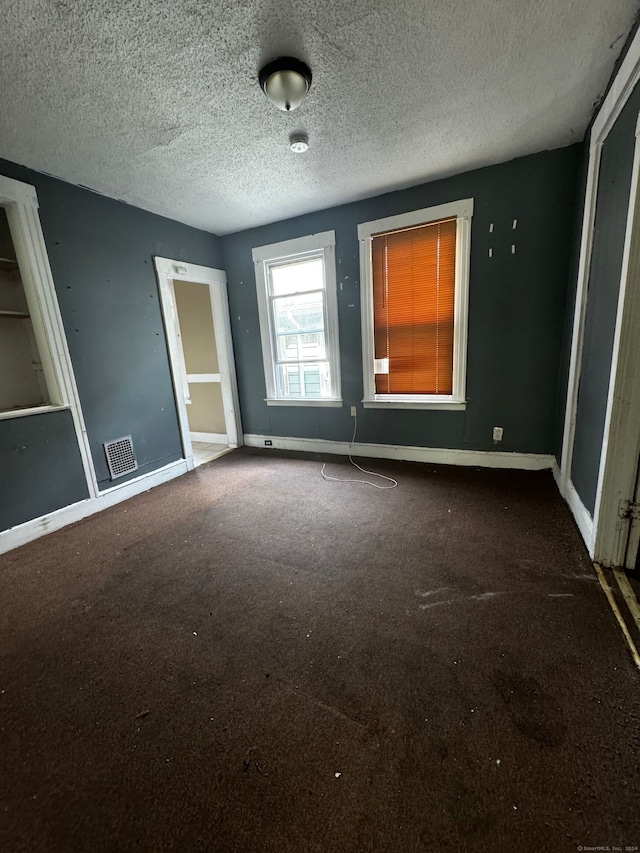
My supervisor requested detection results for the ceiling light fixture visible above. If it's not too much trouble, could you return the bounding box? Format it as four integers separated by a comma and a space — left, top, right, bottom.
259, 57, 312, 112
289, 133, 309, 153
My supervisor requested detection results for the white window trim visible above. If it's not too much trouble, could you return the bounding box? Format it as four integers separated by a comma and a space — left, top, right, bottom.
0, 174, 98, 497
358, 198, 473, 409
252, 230, 342, 407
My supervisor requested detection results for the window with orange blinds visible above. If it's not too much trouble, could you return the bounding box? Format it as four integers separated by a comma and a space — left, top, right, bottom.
359, 198, 472, 407
372, 217, 456, 396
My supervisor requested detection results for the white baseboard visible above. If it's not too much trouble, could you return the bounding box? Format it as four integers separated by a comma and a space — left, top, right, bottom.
550, 459, 595, 556
0, 458, 189, 556
551, 457, 564, 494
190, 432, 228, 444
247, 434, 600, 554
565, 477, 595, 556
243, 434, 555, 470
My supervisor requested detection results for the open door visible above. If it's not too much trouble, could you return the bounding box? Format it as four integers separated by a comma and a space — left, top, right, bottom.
154, 258, 242, 470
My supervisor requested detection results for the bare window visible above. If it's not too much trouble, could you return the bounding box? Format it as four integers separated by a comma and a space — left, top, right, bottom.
253, 231, 342, 407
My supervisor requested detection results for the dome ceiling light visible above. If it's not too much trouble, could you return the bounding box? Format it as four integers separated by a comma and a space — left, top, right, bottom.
259, 57, 312, 112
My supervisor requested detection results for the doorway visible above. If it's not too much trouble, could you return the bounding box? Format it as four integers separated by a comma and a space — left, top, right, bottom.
590, 118, 640, 571
154, 258, 242, 470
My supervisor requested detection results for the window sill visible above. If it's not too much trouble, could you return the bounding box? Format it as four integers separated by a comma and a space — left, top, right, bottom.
0, 404, 70, 422
265, 398, 343, 408
363, 399, 466, 411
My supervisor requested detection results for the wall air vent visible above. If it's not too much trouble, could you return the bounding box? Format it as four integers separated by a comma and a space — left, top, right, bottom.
104, 435, 138, 480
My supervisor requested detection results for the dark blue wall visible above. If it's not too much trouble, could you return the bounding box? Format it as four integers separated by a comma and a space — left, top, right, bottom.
570, 82, 640, 514
0, 143, 586, 533
222, 146, 581, 454
0, 410, 89, 529
0, 159, 222, 530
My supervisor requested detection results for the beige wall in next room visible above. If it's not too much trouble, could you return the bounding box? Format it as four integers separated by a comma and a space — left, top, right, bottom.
173, 279, 226, 437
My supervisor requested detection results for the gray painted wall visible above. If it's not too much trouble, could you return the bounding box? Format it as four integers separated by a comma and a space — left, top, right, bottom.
570, 82, 640, 514
222, 146, 581, 454
0, 158, 222, 530
0, 409, 89, 529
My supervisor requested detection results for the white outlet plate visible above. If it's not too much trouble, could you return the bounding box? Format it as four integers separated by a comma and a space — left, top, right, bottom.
493, 427, 503, 441
350, 406, 357, 417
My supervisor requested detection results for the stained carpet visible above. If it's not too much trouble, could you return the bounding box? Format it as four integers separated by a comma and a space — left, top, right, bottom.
1, 448, 639, 852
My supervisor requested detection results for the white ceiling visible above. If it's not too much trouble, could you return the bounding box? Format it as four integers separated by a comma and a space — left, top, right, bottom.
1, 0, 638, 235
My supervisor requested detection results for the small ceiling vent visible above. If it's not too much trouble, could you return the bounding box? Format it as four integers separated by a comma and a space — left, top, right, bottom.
104, 435, 138, 480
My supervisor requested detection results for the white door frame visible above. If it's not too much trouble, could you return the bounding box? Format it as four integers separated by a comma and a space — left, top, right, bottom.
592, 116, 640, 567
559, 24, 640, 566
154, 257, 242, 470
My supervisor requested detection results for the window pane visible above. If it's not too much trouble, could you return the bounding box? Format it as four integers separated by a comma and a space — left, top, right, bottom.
270, 257, 324, 296
276, 331, 326, 361
272, 291, 325, 336
275, 362, 331, 398
253, 231, 341, 404
372, 218, 456, 395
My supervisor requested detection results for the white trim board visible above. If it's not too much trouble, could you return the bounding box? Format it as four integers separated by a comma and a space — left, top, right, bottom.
592, 119, 640, 567
0, 403, 69, 422
559, 22, 640, 566
564, 478, 595, 557
592, 29, 640, 142
0, 459, 188, 556
554, 439, 595, 557
356, 198, 474, 240
560, 24, 640, 482
244, 434, 554, 470
187, 373, 221, 383
559, 142, 602, 487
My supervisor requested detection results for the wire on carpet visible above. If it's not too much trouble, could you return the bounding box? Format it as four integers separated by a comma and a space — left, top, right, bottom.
321, 412, 398, 490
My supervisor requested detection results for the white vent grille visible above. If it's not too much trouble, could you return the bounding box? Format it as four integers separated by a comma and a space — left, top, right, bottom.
104, 435, 138, 480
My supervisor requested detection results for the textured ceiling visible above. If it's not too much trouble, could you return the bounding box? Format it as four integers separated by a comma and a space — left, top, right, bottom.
1, 0, 638, 235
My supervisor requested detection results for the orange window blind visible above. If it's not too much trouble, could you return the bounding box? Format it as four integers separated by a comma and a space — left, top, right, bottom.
372, 217, 456, 395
